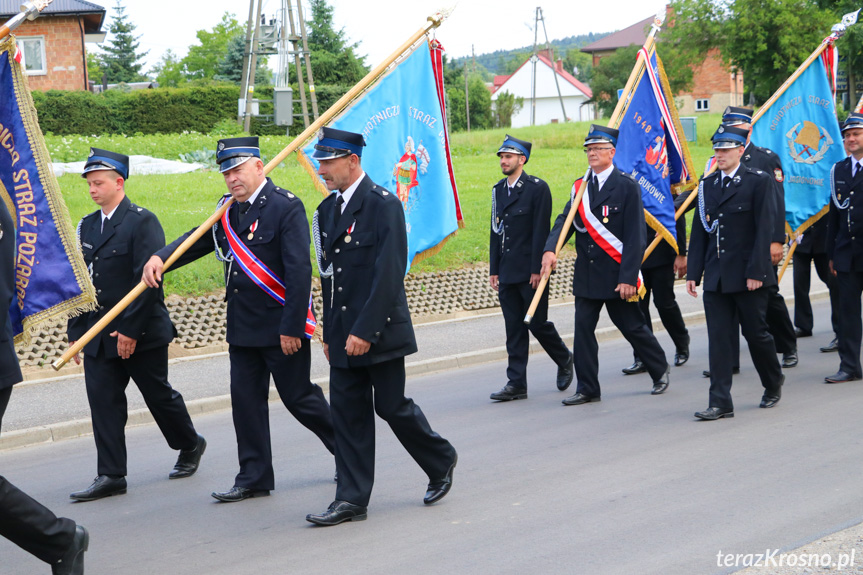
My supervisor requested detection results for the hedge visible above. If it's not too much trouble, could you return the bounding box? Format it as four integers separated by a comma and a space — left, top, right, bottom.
30, 83, 355, 136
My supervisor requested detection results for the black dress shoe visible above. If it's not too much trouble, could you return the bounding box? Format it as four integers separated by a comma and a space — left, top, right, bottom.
824, 370, 862, 384
490, 384, 527, 401
622, 359, 647, 375
702, 367, 740, 378
424, 451, 457, 504
820, 337, 839, 353
760, 375, 783, 408
674, 349, 689, 366
651, 368, 670, 395
556, 351, 574, 391
694, 407, 734, 420
169, 434, 206, 479
70, 475, 127, 502
782, 350, 798, 368
306, 500, 368, 526
795, 328, 813, 338
562, 392, 600, 406
211, 486, 270, 502
52, 525, 88, 575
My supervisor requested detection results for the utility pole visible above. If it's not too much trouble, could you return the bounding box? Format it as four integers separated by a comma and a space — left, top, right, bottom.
464, 61, 470, 132
530, 7, 539, 126
296, 1, 319, 119
238, 0, 255, 124
538, 7, 567, 123
285, 0, 310, 127
243, 1, 264, 133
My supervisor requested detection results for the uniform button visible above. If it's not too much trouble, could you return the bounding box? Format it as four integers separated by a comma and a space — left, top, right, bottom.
337, 287, 342, 292
506, 249, 510, 252
112, 249, 116, 253
99, 306, 104, 310
375, 332, 380, 337
386, 317, 391, 323
720, 225, 724, 229
341, 306, 346, 311
721, 249, 725, 253
94, 256, 99, 261
233, 271, 238, 276
94, 273, 99, 277
233, 289, 238, 293
335, 248, 340, 253
97, 289, 102, 294
719, 213, 723, 217
337, 267, 342, 273
504, 213, 508, 217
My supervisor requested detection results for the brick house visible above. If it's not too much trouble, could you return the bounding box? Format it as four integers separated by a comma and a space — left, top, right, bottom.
0, 0, 106, 91
581, 14, 744, 116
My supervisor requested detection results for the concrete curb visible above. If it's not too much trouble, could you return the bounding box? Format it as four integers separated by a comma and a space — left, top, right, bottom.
0, 289, 830, 453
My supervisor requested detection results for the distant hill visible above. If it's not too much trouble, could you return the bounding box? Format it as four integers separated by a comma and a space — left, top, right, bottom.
449, 32, 610, 75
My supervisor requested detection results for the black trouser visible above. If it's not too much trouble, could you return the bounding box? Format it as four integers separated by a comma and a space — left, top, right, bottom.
0, 476, 75, 565
498, 281, 570, 389
632, 264, 690, 360
0, 385, 11, 430
229, 340, 335, 490
703, 288, 783, 410
793, 250, 839, 334
574, 296, 668, 398
83, 345, 198, 477
330, 357, 456, 507
835, 271, 863, 377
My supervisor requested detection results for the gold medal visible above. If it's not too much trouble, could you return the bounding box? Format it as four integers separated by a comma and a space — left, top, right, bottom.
602, 217, 609, 224
706, 215, 710, 222
247, 232, 254, 240
344, 235, 352, 243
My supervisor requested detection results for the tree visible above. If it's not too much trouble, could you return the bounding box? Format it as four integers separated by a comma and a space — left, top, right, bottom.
493, 90, 524, 128
150, 49, 184, 87
305, 0, 367, 85
563, 48, 592, 82
816, 0, 863, 109
214, 33, 271, 85
86, 51, 104, 85
587, 45, 640, 118
181, 13, 246, 81
100, 0, 149, 83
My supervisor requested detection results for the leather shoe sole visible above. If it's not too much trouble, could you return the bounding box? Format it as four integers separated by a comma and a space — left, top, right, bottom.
424, 452, 457, 505
169, 434, 206, 479
490, 386, 527, 401
674, 351, 689, 366
69, 477, 127, 502
781, 353, 798, 368
694, 408, 734, 420
621, 361, 647, 375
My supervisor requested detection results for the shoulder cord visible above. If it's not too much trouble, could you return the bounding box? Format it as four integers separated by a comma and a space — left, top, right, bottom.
312, 209, 333, 279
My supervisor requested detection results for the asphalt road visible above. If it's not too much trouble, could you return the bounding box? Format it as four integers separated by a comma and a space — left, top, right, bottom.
2, 299, 861, 575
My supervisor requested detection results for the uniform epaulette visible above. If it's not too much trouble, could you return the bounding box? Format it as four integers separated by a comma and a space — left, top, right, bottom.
371, 185, 392, 198
128, 203, 144, 214
620, 170, 636, 181
272, 186, 297, 200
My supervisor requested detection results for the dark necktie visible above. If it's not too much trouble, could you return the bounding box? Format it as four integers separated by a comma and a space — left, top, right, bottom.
334, 195, 345, 226
589, 175, 599, 195
240, 201, 251, 215
855, 163, 861, 179
722, 176, 731, 190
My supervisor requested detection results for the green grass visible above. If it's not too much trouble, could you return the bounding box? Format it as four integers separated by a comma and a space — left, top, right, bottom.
55, 113, 725, 297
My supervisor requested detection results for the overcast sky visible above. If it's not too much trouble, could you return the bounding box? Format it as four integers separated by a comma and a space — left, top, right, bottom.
95, 0, 669, 74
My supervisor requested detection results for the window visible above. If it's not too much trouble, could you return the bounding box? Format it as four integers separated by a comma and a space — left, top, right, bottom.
695, 98, 710, 112
17, 36, 46, 76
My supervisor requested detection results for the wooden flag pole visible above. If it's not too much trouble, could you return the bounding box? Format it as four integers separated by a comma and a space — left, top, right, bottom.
0, 0, 52, 41
523, 12, 665, 325
52, 11, 450, 370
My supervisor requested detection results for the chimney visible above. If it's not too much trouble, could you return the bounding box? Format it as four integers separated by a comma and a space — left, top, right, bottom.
555, 58, 563, 73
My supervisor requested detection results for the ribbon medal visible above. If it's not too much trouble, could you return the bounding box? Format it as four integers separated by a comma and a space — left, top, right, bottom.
344, 221, 356, 243
247, 220, 258, 241
602, 205, 609, 224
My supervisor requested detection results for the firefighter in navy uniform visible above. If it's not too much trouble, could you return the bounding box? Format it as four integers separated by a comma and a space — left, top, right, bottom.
142, 137, 335, 502
540, 125, 670, 406
489, 135, 573, 401
824, 113, 863, 383
793, 215, 839, 352
687, 125, 784, 420
67, 149, 204, 502
306, 128, 457, 527
1, 196, 88, 575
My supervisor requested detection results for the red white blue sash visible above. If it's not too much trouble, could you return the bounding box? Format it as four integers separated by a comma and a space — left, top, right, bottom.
573, 177, 645, 300
221, 204, 316, 338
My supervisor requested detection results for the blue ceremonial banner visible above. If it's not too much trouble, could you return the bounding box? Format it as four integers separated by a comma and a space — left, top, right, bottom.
751, 54, 845, 235
615, 48, 696, 249
301, 41, 460, 272
0, 38, 95, 343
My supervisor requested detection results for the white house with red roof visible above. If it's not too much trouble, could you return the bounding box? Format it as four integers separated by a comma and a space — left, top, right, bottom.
491, 49, 594, 127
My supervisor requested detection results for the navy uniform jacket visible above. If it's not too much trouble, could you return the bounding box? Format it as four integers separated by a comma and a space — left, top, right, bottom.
67, 196, 175, 358
316, 174, 417, 368
796, 215, 828, 255
544, 168, 646, 300
489, 172, 552, 284
742, 143, 786, 244
0, 199, 22, 390
826, 157, 863, 272
157, 178, 311, 347
643, 215, 687, 269
687, 166, 777, 293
